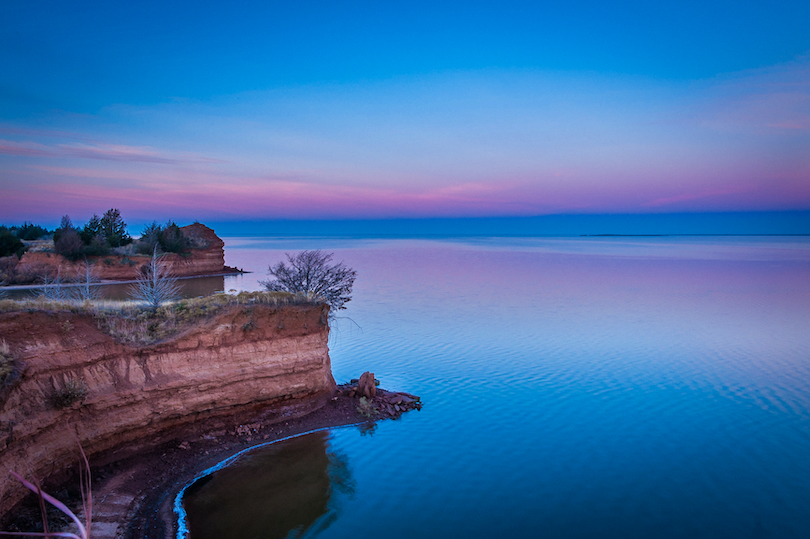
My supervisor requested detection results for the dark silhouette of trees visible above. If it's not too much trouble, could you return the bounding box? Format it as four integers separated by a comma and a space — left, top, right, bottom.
136, 221, 189, 254
0, 228, 25, 258
54, 229, 84, 260
99, 208, 131, 247
54, 210, 131, 258
13, 222, 50, 240
79, 209, 131, 249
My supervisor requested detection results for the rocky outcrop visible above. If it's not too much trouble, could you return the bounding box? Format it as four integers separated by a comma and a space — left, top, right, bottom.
339, 379, 422, 418
14, 223, 228, 282
0, 303, 335, 517
356, 371, 377, 398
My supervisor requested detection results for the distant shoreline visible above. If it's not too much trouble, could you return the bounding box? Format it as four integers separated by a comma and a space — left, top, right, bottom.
579, 233, 810, 237
0, 267, 246, 291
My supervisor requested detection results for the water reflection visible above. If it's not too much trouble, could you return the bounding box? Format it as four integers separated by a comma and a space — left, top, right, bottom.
183, 432, 354, 539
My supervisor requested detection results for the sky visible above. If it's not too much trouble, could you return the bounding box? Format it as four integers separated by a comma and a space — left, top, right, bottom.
1, 0, 809, 231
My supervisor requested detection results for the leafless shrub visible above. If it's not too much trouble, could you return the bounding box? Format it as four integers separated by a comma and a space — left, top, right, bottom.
54, 227, 85, 260
73, 261, 101, 302
261, 250, 356, 312
38, 269, 72, 301
11, 261, 55, 286
0, 255, 20, 286
128, 248, 180, 310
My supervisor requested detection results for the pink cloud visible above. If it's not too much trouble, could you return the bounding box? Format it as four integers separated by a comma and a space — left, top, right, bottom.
2, 62, 809, 222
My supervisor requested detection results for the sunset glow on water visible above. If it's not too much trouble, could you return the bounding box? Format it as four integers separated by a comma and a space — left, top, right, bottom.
178, 236, 810, 538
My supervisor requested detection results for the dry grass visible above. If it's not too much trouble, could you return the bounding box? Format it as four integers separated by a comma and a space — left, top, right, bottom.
0, 291, 320, 346
0, 339, 13, 382
0, 297, 87, 314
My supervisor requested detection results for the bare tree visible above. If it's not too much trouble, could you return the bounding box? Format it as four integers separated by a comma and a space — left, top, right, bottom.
261, 250, 356, 311
129, 248, 180, 310
37, 268, 71, 301
74, 260, 101, 301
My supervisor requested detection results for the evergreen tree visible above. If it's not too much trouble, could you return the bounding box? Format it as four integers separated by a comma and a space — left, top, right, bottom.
0, 227, 26, 258
80, 214, 103, 245
99, 208, 131, 247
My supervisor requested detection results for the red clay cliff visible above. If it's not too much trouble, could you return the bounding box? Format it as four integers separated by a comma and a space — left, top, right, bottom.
0, 302, 336, 517
14, 223, 230, 283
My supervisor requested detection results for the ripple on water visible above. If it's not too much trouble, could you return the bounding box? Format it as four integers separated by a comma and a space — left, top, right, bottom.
182, 237, 810, 539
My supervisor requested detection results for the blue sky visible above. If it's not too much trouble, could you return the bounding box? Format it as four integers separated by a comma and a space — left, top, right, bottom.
1, 0, 809, 230
4, 0, 809, 112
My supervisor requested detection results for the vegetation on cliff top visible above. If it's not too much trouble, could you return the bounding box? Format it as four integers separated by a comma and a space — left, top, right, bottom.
262, 250, 356, 313
0, 211, 213, 286
53, 210, 133, 260
0, 291, 321, 346
54, 211, 195, 260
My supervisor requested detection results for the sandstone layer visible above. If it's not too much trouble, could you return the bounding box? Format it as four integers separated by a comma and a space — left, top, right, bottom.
0, 303, 335, 517
15, 223, 228, 282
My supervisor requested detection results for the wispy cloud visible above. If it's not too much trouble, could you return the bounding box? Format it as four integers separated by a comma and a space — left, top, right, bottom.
57, 143, 179, 163
2, 61, 809, 223
0, 136, 222, 165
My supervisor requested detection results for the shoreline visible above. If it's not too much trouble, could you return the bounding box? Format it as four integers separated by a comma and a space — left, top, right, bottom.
0, 267, 246, 291
3, 386, 419, 539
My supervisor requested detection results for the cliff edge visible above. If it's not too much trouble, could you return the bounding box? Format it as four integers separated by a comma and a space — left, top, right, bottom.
0, 302, 335, 517
14, 223, 228, 283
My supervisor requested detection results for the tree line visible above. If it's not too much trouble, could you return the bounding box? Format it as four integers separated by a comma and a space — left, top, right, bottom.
0, 209, 191, 260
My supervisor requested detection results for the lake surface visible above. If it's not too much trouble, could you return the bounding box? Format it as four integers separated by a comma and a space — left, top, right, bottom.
181, 236, 810, 539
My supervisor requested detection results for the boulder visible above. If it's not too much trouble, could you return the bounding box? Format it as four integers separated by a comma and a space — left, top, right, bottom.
357, 371, 377, 399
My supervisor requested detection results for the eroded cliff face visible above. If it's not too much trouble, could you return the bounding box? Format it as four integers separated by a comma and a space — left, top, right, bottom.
0, 303, 335, 516
16, 223, 227, 282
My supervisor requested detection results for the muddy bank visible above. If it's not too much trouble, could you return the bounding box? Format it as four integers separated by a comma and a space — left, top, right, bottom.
2, 384, 420, 539
0, 298, 421, 538
114, 384, 416, 539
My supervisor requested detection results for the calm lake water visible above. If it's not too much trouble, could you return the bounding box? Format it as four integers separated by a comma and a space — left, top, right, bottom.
178, 236, 810, 539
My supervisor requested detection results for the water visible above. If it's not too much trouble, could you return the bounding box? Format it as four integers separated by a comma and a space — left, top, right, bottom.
182, 236, 810, 538
2, 275, 229, 301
